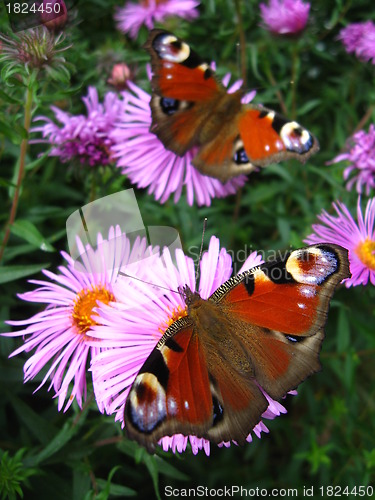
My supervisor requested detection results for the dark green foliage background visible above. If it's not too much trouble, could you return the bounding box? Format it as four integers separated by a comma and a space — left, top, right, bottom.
1, 0, 374, 498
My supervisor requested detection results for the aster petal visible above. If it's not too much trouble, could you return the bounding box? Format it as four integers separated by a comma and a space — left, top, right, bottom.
31, 87, 123, 167
304, 198, 375, 287
3, 227, 152, 411
91, 236, 293, 454
260, 0, 310, 35
115, 0, 200, 39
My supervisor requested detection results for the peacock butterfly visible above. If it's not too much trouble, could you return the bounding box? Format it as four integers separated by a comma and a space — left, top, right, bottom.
125, 243, 350, 452
143, 29, 319, 183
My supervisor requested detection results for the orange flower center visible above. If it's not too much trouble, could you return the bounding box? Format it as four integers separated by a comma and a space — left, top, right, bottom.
72, 285, 115, 339
355, 238, 375, 270
158, 304, 188, 336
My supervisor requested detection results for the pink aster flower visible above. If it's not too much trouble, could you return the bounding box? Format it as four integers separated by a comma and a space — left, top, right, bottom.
304, 198, 375, 287
89, 236, 294, 455
331, 124, 375, 195
110, 71, 253, 206
115, 0, 200, 40
338, 21, 375, 64
2, 227, 154, 411
32, 87, 124, 167
259, 0, 310, 36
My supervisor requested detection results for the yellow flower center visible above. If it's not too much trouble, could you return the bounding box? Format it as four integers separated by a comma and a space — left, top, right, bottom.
355, 238, 375, 270
158, 304, 188, 336
72, 285, 115, 339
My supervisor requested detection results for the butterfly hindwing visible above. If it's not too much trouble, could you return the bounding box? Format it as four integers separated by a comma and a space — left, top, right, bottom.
125, 318, 213, 452
144, 29, 319, 182
125, 312, 269, 450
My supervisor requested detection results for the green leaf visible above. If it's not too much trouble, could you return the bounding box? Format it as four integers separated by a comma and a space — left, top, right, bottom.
143, 453, 161, 500
0, 119, 21, 144
9, 396, 57, 446
0, 263, 50, 284
296, 99, 321, 117
24, 150, 51, 171
154, 455, 188, 481
11, 220, 55, 252
25, 411, 89, 467
336, 307, 351, 353
0, 88, 22, 105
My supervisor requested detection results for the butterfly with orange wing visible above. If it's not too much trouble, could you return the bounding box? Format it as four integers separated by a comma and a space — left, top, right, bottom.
125, 244, 350, 452
144, 30, 319, 183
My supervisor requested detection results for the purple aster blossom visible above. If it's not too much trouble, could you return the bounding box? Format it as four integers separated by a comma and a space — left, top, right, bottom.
338, 21, 375, 64
304, 197, 375, 287
2, 227, 154, 412
110, 70, 254, 206
89, 236, 293, 455
331, 124, 375, 196
115, 0, 200, 40
259, 0, 310, 36
32, 87, 124, 167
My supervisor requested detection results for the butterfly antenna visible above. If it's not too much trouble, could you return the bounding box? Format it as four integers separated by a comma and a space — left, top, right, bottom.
195, 218, 207, 289
118, 271, 179, 295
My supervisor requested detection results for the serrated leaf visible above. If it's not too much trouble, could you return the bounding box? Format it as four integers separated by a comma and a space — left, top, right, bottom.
0, 263, 50, 283
11, 219, 55, 252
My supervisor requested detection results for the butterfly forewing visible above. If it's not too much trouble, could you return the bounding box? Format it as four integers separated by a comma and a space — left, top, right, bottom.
210, 244, 350, 399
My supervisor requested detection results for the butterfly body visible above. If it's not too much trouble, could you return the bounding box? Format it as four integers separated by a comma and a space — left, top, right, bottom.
125, 244, 350, 452
144, 30, 319, 182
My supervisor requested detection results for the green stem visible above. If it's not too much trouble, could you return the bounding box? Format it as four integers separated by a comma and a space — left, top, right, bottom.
0, 78, 34, 262
291, 45, 299, 119
231, 0, 247, 237
265, 63, 288, 116
234, 0, 247, 85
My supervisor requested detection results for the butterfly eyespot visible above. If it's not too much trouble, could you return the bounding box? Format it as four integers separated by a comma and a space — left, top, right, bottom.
285, 334, 304, 343
160, 97, 180, 115
153, 34, 191, 63
280, 122, 314, 154
234, 146, 250, 165
212, 395, 224, 427
171, 40, 183, 50
126, 373, 167, 433
286, 247, 339, 285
